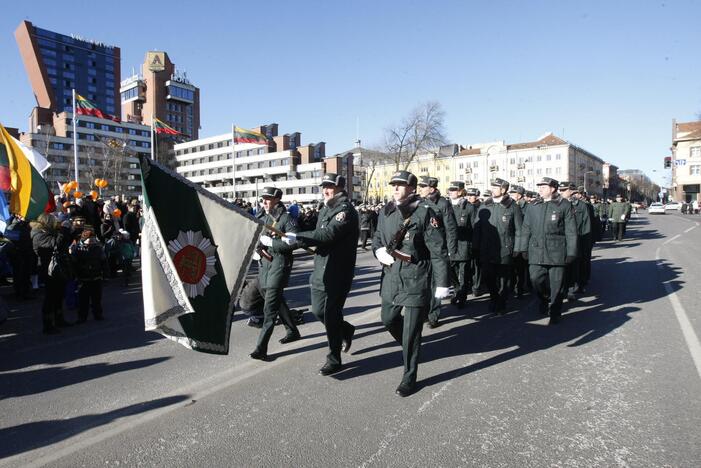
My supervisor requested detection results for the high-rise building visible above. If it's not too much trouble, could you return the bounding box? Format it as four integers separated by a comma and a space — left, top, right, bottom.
15, 21, 120, 130
120, 51, 200, 140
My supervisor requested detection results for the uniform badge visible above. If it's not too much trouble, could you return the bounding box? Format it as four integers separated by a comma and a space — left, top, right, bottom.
502, 215, 508, 223
551, 212, 558, 222
335, 212, 346, 222
430, 217, 440, 228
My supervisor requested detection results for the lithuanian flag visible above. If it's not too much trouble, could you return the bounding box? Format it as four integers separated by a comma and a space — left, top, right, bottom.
75, 94, 121, 122
234, 126, 268, 145
0, 122, 52, 221
153, 117, 182, 136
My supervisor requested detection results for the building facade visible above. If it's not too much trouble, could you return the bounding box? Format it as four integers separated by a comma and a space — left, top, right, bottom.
21, 112, 150, 199
120, 51, 200, 140
366, 133, 609, 202
174, 124, 351, 205
15, 21, 120, 130
671, 120, 701, 203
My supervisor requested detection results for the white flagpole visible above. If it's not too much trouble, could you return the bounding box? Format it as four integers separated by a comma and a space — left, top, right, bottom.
232, 123, 236, 200
151, 115, 155, 160
72, 89, 79, 187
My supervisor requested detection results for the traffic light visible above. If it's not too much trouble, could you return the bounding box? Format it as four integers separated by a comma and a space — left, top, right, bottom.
664, 157, 671, 168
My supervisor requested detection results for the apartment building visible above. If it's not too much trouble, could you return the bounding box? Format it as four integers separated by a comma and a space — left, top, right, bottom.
671, 119, 701, 203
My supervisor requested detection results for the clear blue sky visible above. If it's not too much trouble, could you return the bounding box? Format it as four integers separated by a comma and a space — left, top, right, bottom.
2, 0, 700, 185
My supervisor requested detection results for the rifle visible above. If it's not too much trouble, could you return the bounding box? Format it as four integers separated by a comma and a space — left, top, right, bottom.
264, 224, 316, 255
385, 218, 412, 263
255, 245, 273, 262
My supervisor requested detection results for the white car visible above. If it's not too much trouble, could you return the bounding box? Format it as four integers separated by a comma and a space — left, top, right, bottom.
648, 203, 665, 214
664, 202, 682, 211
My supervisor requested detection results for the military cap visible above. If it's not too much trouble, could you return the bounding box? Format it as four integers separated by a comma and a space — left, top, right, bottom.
466, 187, 480, 196
536, 177, 559, 188
558, 181, 571, 190
261, 186, 283, 199
483, 189, 493, 198
320, 173, 345, 188
577, 185, 585, 193
418, 176, 439, 188
490, 178, 510, 190
389, 170, 418, 187
568, 183, 578, 192
448, 181, 465, 191
509, 185, 525, 195
525, 191, 537, 198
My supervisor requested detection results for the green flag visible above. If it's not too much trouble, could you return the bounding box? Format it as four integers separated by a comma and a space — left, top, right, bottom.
139, 155, 264, 354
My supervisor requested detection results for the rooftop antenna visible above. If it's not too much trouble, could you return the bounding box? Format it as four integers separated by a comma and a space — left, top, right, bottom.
354, 116, 361, 148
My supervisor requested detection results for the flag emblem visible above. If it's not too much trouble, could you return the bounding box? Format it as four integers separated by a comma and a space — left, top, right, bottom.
168, 230, 217, 298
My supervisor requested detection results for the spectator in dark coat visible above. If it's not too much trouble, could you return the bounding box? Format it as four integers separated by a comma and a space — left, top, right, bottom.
70, 229, 106, 322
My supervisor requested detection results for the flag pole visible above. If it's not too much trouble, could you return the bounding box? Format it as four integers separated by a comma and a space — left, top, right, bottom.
72, 89, 79, 187
151, 115, 155, 160
232, 123, 236, 200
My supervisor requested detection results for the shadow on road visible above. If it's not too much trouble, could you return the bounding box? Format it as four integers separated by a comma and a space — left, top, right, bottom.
1, 357, 171, 399
0, 394, 190, 459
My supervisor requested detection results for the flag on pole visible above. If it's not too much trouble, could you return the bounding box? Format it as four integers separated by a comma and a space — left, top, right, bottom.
139, 154, 264, 354
75, 94, 121, 122
0, 122, 52, 220
233, 126, 268, 145
153, 117, 182, 136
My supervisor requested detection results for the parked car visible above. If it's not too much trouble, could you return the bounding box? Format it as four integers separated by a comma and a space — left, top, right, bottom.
648, 202, 665, 215
665, 201, 682, 211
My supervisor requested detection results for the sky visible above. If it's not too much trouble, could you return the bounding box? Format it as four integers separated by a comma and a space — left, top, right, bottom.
1, 0, 700, 186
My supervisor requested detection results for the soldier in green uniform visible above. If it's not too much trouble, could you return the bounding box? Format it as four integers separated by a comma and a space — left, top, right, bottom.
418, 176, 457, 328
608, 194, 629, 241
373, 170, 451, 397
517, 177, 578, 325
448, 182, 474, 308
508, 185, 528, 298
281, 174, 358, 375
249, 187, 301, 361
591, 194, 607, 240
575, 187, 596, 290
473, 178, 523, 314
558, 182, 592, 299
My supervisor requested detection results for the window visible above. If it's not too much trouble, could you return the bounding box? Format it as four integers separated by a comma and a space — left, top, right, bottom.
509, 158, 515, 164
690, 165, 701, 176
40, 48, 57, 57
128, 129, 137, 135
555, 153, 561, 160
536, 168, 542, 175
43, 58, 56, 66
691, 147, 701, 158
473, 161, 479, 168
536, 155, 542, 162
555, 167, 562, 174
545, 168, 552, 175
546, 154, 551, 161
86, 122, 95, 129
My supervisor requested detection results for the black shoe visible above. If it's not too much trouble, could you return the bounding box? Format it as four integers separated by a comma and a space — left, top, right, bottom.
247, 317, 263, 328
43, 326, 61, 335
250, 350, 270, 361
95, 316, 105, 321
76, 317, 87, 324
279, 332, 301, 344
450, 297, 458, 305
395, 382, 415, 397
548, 315, 561, 326
318, 362, 342, 376
427, 320, 440, 329
55, 318, 74, 327
342, 324, 355, 353
456, 300, 465, 310
538, 300, 549, 315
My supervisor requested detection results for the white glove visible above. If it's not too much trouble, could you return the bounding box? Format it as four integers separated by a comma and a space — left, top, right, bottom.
620, 214, 626, 220
285, 232, 298, 242
281, 236, 295, 246
252, 251, 261, 261
259, 235, 273, 247
434, 286, 454, 299
375, 247, 395, 266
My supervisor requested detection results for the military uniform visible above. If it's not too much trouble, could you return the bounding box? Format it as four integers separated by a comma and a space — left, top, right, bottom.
250, 189, 300, 359
419, 176, 457, 326
293, 174, 359, 373
449, 183, 478, 306
517, 177, 578, 323
608, 198, 630, 241
559, 182, 592, 297
509, 185, 529, 297
473, 179, 523, 313
373, 171, 450, 396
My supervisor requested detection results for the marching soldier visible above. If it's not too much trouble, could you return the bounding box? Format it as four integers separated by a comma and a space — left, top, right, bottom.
463, 185, 485, 297
447, 182, 474, 308
473, 178, 523, 314
281, 174, 358, 375
372, 170, 451, 397
558, 182, 592, 298
575, 187, 596, 290
249, 187, 301, 361
508, 185, 528, 297
591, 194, 608, 239
517, 177, 578, 325
608, 194, 630, 241
418, 176, 457, 327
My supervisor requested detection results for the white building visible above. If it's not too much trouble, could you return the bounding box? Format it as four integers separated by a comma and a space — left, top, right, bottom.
174, 124, 351, 205
22, 111, 150, 198
671, 119, 701, 203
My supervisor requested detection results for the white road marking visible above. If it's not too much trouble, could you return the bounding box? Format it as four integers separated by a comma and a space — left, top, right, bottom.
684, 225, 697, 233
663, 234, 680, 245
656, 246, 701, 380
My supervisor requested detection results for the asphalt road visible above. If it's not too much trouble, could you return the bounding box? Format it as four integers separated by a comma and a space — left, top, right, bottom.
1, 210, 700, 467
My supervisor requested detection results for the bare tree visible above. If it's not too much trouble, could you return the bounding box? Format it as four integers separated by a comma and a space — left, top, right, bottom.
360, 148, 391, 203
383, 101, 447, 171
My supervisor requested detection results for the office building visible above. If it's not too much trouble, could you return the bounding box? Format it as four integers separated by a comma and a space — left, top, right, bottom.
671, 119, 701, 203
15, 20, 120, 130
